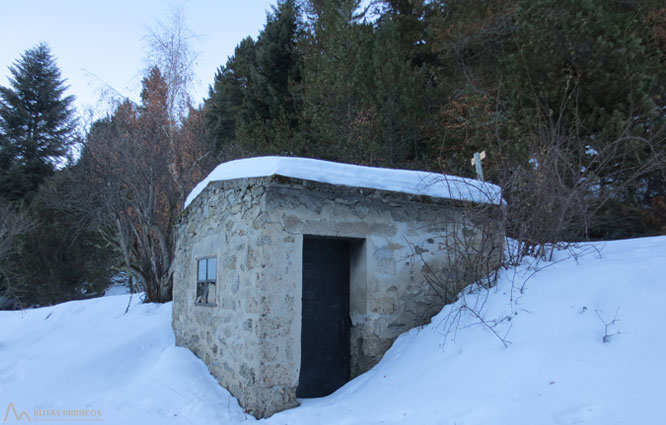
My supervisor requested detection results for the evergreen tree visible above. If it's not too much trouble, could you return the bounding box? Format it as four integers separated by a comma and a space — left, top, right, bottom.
239, 0, 304, 155
425, 0, 666, 239
502, 0, 666, 237
8, 174, 115, 307
423, 0, 515, 175
206, 0, 304, 157
206, 37, 257, 157
0, 43, 77, 203
370, 3, 434, 167
301, 0, 378, 163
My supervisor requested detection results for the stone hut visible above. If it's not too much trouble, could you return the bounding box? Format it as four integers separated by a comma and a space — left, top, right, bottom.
172, 157, 503, 418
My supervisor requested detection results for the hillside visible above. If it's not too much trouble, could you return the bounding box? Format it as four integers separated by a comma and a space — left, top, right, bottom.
1, 236, 665, 424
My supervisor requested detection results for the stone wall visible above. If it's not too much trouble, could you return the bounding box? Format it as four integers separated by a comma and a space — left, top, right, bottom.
173, 175, 503, 418
259, 179, 502, 379
172, 177, 297, 418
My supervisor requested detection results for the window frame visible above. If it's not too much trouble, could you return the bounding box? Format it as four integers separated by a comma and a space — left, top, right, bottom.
195, 256, 217, 307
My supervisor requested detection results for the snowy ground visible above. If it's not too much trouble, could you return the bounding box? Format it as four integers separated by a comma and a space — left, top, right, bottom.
1, 236, 665, 425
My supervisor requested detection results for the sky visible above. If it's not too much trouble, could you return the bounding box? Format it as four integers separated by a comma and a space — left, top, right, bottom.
0, 0, 277, 118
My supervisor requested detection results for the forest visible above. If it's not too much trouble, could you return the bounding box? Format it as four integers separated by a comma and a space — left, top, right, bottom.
1, 0, 665, 307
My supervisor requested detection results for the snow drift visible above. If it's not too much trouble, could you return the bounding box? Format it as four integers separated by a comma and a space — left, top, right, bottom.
1, 236, 665, 424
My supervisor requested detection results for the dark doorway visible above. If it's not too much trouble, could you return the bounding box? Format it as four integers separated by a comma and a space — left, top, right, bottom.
297, 236, 351, 398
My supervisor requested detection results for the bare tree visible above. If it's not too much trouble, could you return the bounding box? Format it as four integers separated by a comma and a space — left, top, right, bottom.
143, 5, 199, 123
57, 8, 206, 303
70, 67, 207, 303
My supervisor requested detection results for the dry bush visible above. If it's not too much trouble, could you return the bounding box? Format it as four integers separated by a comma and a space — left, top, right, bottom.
410, 194, 510, 347
0, 205, 35, 308
419, 201, 504, 301
404, 176, 507, 343
490, 83, 666, 260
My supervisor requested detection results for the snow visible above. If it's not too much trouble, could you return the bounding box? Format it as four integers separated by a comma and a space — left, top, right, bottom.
103, 273, 131, 297
184, 156, 503, 209
1, 236, 665, 424
103, 284, 130, 297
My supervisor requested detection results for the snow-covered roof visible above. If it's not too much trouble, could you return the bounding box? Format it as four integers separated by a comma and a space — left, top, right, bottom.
184, 156, 502, 209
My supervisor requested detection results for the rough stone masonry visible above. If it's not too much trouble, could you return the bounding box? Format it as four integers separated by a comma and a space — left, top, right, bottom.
172, 172, 503, 418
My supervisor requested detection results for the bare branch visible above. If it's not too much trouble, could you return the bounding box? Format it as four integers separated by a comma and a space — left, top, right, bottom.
143, 5, 200, 122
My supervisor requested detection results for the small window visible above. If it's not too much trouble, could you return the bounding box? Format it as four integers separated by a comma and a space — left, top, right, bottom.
196, 257, 217, 306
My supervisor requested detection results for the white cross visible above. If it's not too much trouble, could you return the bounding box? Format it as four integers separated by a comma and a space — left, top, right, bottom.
470, 151, 486, 181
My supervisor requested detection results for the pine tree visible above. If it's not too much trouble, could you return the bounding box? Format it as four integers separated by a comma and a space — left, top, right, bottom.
370, 2, 434, 167
205, 0, 304, 157
301, 0, 378, 163
206, 37, 257, 157
245, 0, 304, 154
0, 43, 77, 202
502, 0, 666, 237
